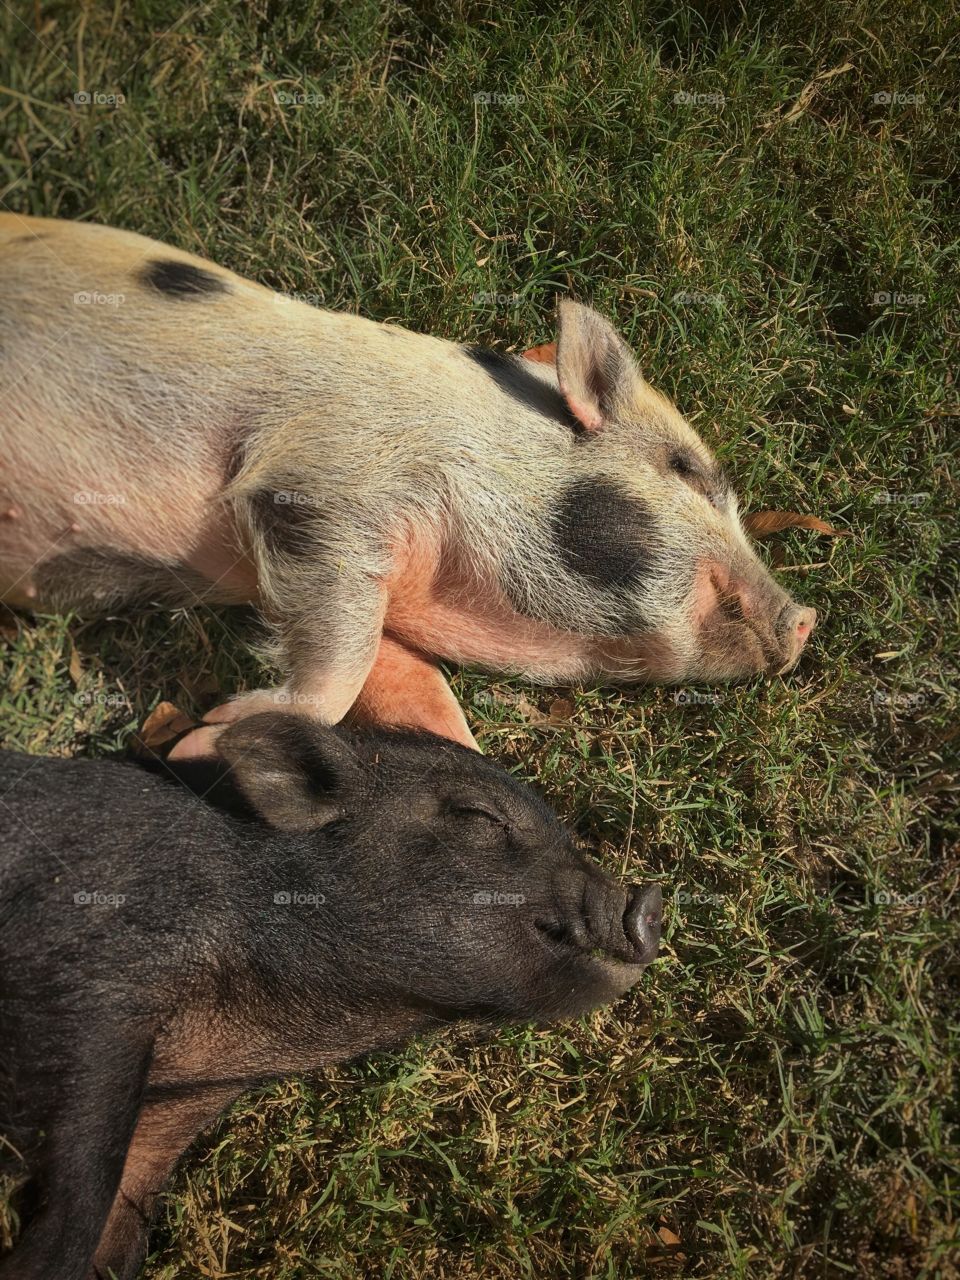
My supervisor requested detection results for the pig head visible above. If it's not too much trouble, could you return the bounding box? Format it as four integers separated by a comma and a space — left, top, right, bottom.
0, 715, 661, 1280
517, 303, 818, 684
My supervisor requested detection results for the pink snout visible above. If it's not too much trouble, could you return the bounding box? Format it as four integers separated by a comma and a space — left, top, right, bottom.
777, 603, 818, 671
690, 561, 819, 679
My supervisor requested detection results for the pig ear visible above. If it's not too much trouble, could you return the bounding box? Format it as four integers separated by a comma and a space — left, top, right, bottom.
216, 712, 362, 831
556, 301, 639, 433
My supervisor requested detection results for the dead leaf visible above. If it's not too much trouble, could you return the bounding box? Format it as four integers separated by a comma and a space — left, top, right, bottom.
743, 510, 847, 539
522, 341, 557, 365
130, 701, 197, 758
779, 62, 855, 124
817, 61, 855, 81
657, 1225, 682, 1247
67, 638, 83, 684
548, 697, 575, 723
515, 693, 549, 726
179, 670, 221, 703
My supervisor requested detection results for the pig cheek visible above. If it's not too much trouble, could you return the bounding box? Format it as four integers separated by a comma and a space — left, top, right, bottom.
597, 631, 683, 682
689, 558, 735, 628
688, 611, 767, 680
688, 560, 771, 678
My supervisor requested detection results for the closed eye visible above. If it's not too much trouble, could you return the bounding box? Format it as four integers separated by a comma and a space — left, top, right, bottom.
449, 803, 508, 831
668, 450, 723, 506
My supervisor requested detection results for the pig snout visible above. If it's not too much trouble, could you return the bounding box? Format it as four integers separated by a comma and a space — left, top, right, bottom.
622, 882, 663, 967
775, 601, 818, 672
549, 873, 662, 970
689, 558, 818, 680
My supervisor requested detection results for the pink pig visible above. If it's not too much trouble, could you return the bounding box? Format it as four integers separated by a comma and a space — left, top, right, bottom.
0, 216, 816, 753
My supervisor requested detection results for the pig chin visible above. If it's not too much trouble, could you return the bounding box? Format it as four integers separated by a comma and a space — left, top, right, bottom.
594, 609, 812, 685
687, 608, 813, 681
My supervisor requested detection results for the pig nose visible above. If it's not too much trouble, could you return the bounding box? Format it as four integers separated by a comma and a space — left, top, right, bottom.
792, 606, 817, 646
779, 604, 817, 660
622, 882, 662, 966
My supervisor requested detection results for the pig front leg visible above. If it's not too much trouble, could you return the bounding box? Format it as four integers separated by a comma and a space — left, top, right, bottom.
345, 632, 478, 750
91, 1084, 241, 1280
0, 1041, 149, 1280
168, 571, 388, 761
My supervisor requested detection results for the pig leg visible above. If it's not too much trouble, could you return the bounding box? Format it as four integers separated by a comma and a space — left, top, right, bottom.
91, 1084, 240, 1280
169, 571, 389, 761
0, 1040, 149, 1280
345, 632, 478, 750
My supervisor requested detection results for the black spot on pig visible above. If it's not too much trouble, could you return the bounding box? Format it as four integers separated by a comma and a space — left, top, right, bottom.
247, 488, 318, 562
140, 259, 229, 299
551, 478, 658, 593
463, 346, 514, 374
36, 547, 219, 612
463, 346, 581, 435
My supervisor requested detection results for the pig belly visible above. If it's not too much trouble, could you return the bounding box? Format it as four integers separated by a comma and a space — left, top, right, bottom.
0, 442, 255, 612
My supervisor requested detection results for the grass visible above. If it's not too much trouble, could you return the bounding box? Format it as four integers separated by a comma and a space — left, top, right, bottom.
1, 0, 958, 1275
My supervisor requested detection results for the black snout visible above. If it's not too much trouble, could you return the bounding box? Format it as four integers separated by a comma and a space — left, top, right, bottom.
544, 874, 663, 969
623, 882, 662, 966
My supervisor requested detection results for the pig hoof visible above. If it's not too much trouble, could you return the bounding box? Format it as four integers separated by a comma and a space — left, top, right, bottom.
202, 690, 283, 725
166, 723, 228, 761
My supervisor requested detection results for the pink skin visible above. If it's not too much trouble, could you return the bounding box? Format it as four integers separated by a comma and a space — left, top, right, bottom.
691, 560, 817, 676
169, 537, 586, 760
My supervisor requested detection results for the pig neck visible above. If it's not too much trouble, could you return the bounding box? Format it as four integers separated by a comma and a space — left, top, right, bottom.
197, 825, 461, 1071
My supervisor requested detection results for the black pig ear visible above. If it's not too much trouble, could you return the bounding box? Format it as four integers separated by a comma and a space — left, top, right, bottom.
555, 300, 640, 433
216, 713, 362, 831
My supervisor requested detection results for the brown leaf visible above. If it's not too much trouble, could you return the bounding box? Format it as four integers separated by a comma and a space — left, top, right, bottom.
548, 697, 576, 723
179, 670, 221, 703
67, 638, 83, 685
522, 341, 557, 365
130, 701, 197, 758
657, 1225, 682, 1247
742, 510, 847, 539
515, 693, 549, 726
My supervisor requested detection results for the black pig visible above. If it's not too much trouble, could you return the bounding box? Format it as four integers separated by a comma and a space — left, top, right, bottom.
0, 715, 661, 1280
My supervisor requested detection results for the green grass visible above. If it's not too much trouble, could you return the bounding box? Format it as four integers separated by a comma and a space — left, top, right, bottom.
1, 1, 958, 1275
